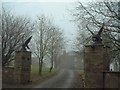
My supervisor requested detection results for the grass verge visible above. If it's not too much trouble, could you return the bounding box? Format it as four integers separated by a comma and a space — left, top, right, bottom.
76, 70, 84, 79
31, 66, 57, 84
75, 69, 85, 87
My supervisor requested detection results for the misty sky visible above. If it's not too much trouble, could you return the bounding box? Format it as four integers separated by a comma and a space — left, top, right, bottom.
3, 1, 79, 51
2, 0, 100, 51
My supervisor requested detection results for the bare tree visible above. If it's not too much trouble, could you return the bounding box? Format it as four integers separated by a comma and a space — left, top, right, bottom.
34, 15, 65, 75
34, 15, 55, 75
47, 26, 65, 72
73, 1, 120, 70
2, 8, 33, 67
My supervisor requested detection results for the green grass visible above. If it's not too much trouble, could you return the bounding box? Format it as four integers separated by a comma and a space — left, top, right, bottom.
30, 65, 57, 83
31, 65, 39, 74
77, 70, 84, 74
76, 69, 85, 79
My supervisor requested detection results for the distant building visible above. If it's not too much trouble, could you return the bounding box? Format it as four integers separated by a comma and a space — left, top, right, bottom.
57, 50, 83, 70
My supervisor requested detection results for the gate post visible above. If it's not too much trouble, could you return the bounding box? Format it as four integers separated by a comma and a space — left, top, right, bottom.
14, 51, 31, 84
84, 44, 110, 88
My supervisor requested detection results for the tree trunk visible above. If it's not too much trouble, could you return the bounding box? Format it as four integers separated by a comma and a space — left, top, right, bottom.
49, 59, 53, 72
39, 58, 43, 75
49, 51, 54, 73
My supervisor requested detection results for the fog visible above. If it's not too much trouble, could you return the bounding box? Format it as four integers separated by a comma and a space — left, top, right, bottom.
3, 2, 78, 52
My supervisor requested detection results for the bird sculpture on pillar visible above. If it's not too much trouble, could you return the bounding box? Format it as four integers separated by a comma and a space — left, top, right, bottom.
21, 36, 32, 51
86, 23, 104, 44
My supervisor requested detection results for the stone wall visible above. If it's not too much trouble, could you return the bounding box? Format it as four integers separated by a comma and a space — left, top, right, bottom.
103, 46, 110, 71
84, 44, 120, 88
103, 71, 120, 88
14, 51, 31, 84
2, 51, 31, 84
2, 67, 14, 84
84, 44, 110, 88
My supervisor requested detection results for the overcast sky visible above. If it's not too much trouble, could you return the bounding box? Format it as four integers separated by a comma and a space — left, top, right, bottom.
2, 1, 79, 51
1, 0, 108, 51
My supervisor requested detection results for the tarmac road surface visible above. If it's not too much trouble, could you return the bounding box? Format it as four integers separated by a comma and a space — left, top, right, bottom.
33, 69, 82, 88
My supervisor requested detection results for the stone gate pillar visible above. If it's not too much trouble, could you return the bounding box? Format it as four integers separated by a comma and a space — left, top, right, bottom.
84, 44, 110, 88
14, 51, 31, 84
